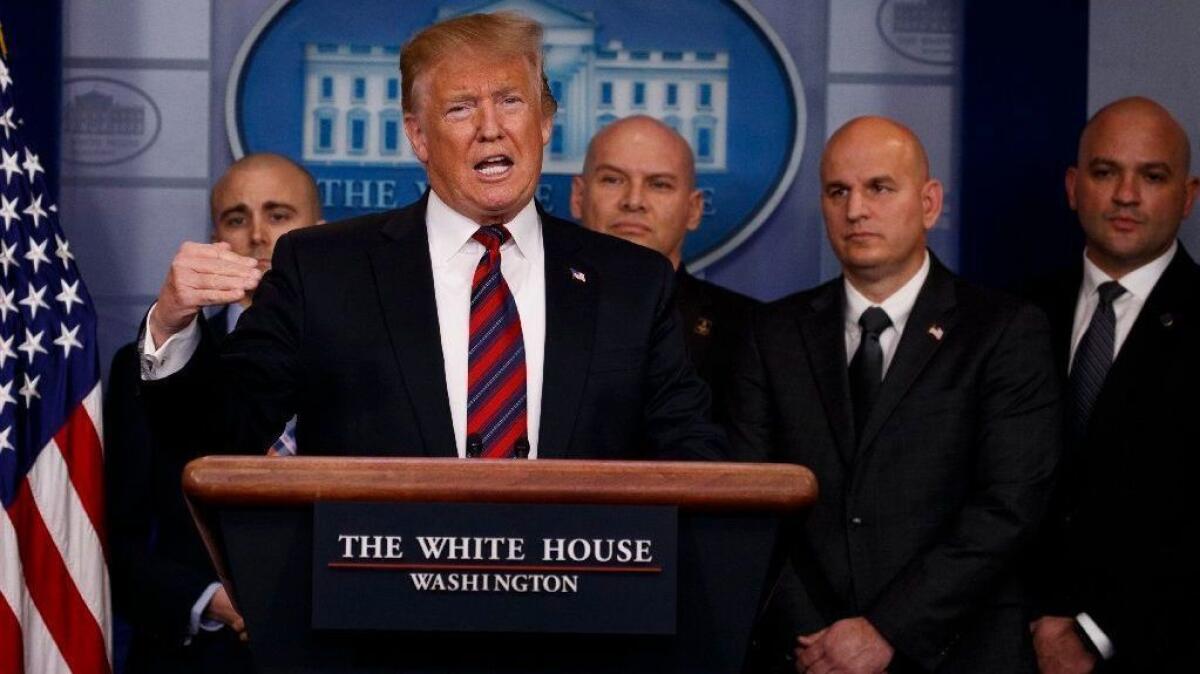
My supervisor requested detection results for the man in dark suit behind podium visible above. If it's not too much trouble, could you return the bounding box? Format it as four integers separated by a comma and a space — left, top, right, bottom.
571, 115, 758, 423
106, 152, 323, 673
1027, 97, 1199, 672
136, 12, 724, 462
729, 117, 1060, 673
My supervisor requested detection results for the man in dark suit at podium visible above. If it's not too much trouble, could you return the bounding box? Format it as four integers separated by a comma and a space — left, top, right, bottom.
136, 12, 724, 462
729, 117, 1060, 673
106, 152, 323, 673
1026, 96, 1199, 672
571, 115, 757, 422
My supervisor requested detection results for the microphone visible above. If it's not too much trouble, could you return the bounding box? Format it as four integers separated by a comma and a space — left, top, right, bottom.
466, 434, 483, 458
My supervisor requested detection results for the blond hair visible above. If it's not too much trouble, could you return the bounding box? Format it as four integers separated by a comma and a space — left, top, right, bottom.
400, 11, 558, 117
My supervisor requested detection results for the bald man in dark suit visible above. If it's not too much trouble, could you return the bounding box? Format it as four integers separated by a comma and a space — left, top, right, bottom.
731, 117, 1060, 674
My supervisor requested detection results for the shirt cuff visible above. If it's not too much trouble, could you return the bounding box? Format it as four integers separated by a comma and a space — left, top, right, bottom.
140, 304, 200, 381
1076, 612, 1114, 660
185, 582, 225, 644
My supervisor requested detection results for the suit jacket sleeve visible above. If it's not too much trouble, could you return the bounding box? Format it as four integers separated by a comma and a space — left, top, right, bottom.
865, 303, 1062, 668
140, 235, 303, 456
725, 305, 775, 462
105, 344, 218, 641
641, 259, 728, 460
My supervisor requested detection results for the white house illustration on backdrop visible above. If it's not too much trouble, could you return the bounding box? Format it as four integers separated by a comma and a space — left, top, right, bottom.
301, 0, 729, 173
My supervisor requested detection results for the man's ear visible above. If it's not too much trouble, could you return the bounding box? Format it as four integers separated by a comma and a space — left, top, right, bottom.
921, 179, 944, 231
404, 113, 429, 163
1065, 166, 1079, 211
569, 176, 586, 221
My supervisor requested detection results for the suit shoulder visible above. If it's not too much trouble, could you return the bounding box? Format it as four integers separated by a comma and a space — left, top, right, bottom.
283, 208, 399, 251
758, 279, 839, 321
683, 274, 760, 310
546, 215, 674, 277
954, 277, 1051, 332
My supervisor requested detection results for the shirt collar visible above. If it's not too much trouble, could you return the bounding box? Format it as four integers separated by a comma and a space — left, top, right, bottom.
843, 250, 931, 331
425, 190, 541, 265
1081, 240, 1176, 302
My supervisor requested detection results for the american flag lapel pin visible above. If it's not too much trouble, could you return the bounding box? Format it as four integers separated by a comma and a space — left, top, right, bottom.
570, 267, 587, 283
928, 324, 944, 341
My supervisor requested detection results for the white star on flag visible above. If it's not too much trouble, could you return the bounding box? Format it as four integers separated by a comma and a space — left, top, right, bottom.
0, 378, 12, 414
0, 239, 17, 274
24, 235, 50, 272
22, 148, 44, 182
0, 380, 13, 414
0, 333, 14, 367
54, 323, 83, 359
0, 193, 18, 229
19, 282, 50, 319
56, 278, 85, 313
23, 193, 47, 228
0, 287, 15, 321
0, 146, 19, 183
0, 107, 15, 140
55, 233, 75, 267
17, 327, 48, 363
1, 42, 110, 673
19, 372, 41, 407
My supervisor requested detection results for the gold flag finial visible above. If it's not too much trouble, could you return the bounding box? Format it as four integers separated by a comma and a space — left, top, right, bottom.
0, 24, 7, 60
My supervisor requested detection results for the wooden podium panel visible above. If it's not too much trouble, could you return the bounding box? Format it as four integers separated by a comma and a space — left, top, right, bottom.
185, 457, 817, 674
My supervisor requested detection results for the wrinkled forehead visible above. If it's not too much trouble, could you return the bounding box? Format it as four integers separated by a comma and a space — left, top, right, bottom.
1080, 111, 1191, 171
412, 49, 539, 108
821, 137, 924, 185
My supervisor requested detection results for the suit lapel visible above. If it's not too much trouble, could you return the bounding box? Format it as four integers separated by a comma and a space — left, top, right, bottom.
536, 216, 598, 458
368, 198, 457, 457
856, 259, 957, 455
1092, 247, 1196, 424
797, 282, 855, 467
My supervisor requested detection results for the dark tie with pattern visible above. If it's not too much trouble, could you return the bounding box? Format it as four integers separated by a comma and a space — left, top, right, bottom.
849, 306, 892, 436
1069, 280, 1126, 437
466, 225, 528, 458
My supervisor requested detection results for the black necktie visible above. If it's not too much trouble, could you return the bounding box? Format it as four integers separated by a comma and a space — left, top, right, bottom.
850, 306, 892, 436
1069, 281, 1126, 436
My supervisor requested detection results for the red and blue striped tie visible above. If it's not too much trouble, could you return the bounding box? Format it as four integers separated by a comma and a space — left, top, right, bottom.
466, 225, 528, 458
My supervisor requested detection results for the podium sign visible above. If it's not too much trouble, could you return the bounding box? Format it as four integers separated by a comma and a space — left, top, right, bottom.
312, 502, 677, 634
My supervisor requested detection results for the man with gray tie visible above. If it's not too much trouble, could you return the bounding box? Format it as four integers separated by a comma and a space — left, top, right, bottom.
1027, 96, 1200, 672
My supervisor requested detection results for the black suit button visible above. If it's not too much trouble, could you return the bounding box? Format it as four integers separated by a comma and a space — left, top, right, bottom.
849, 516, 863, 527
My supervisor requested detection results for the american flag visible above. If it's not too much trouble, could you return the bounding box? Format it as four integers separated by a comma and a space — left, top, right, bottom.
0, 40, 111, 674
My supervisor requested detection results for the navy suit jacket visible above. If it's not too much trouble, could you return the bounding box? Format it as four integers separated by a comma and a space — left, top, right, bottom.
730, 258, 1060, 673
142, 195, 725, 461
1026, 245, 1200, 670
106, 309, 253, 673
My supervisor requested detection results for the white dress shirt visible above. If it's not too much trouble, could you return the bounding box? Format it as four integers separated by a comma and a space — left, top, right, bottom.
843, 251, 931, 376
141, 191, 547, 459
1068, 241, 1176, 371
1066, 241, 1176, 660
426, 191, 546, 459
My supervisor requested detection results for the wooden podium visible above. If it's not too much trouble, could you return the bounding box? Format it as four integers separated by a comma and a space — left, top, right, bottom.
184, 457, 817, 674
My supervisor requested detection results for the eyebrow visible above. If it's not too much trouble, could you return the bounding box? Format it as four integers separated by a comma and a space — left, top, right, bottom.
593, 163, 679, 180
218, 201, 297, 221
218, 204, 250, 221
1089, 157, 1174, 173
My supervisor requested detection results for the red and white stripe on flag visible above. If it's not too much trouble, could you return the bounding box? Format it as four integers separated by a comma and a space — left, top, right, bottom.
0, 37, 112, 674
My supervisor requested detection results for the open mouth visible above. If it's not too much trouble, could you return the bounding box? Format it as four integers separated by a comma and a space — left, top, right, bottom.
474, 155, 514, 177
